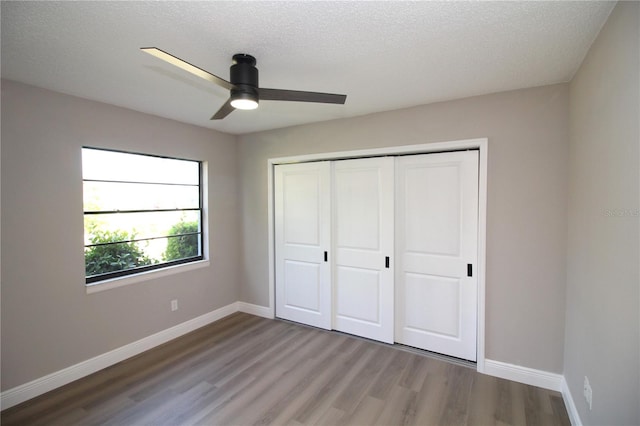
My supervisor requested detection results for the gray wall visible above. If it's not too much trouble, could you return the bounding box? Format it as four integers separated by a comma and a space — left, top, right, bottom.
238, 84, 569, 373
565, 2, 640, 425
1, 80, 240, 390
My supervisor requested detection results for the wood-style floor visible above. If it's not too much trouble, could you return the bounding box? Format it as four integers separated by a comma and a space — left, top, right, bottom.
1, 313, 570, 426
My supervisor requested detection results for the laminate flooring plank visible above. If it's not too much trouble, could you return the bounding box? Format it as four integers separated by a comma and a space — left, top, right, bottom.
133, 318, 287, 399
437, 364, 474, 425
220, 331, 350, 426
331, 344, 396, 413
203, 324, 301, 388
169, 370, 257, 425
232, 333, 352, 425
1, 313, 571, 426
373, 384, 418, 426
124, 312, 264, 385
100, 387, 178, 426
270, 336, 364, 425
413, 371, 449, 426
201, 321, 296, 386
339, 395, 385, 426
138, 380, 215, 426
293, 339, 374, 425
226, 357, 318, 426
550, 394, 572, 426
193, 364, 290, 425
155, 316, 278, 394
76, 394, 137, 426
367, 349, 412, 400
508, 380, 530, 426
251, 334, 351, 425
523, 384, 557, 426
537, 386, 556, 416
221, 331, 314, 392
268, 337, 366, 425
466, 370, 499, 425
223, 324, 316, 381
246, 325, 317, 367
398, 386, 420, 426
124, 338, 266, 424
422, 353, 452, 377
22, 406, 88, 426
398, 353, 429, 392
189, 324, 321, 424
493, 376, 516, 425
312, 406, 345, 426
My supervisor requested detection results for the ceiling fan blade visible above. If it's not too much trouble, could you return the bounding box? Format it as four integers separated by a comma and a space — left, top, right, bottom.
211, 98, 235, 120
141, 47, 234, 91
258, 88, 346, 104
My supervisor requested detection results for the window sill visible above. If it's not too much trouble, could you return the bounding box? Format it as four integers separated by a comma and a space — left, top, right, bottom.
86, 260, 210, 294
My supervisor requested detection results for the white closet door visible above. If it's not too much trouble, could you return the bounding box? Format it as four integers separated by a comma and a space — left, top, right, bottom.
275, 162, 331, 330
333, 157, 394, 343
395, 151, 479, 361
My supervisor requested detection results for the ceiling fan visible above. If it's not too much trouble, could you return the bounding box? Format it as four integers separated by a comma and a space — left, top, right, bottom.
141, 47, 347, 120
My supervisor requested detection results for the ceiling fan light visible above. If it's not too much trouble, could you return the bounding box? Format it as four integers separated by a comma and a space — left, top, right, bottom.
230, 91, 259, 110
231, 98, 258, 110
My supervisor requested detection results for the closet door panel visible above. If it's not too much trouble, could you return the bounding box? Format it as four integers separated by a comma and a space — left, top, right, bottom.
395, 151, 479, 361
275, 162, 331, 329
333, 157, 394, 343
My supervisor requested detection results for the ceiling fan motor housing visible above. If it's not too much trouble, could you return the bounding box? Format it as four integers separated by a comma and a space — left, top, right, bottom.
231, 54, 259, 102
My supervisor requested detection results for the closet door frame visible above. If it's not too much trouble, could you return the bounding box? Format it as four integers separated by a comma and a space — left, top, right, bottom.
267, 138, 488, 373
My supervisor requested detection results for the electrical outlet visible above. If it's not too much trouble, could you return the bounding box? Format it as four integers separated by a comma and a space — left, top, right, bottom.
171, 299, 178, 311
583, 376, 592, 410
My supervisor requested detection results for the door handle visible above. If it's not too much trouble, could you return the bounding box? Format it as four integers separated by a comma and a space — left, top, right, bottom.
324, 251, 328, 262
385, 256, 390, 268
467, 264, 473, 277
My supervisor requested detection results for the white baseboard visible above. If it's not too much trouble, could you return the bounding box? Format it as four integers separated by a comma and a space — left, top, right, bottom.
236, 301, 273, 319
1, 302, 240, 410
561, 376, 583, 426
483, 359, 563, 392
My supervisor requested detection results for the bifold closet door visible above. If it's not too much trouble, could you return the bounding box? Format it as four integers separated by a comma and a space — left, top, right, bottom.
333, 157, 394, 343
395, 151, 479, 361
275, 162, 331, 330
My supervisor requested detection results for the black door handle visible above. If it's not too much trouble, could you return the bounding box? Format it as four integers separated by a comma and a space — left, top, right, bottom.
467, 264, 473, 277
385, 256, 390, 268
324, 251, 328, 262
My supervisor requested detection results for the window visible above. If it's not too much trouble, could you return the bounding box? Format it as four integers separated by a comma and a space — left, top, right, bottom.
82, 147, 203, 284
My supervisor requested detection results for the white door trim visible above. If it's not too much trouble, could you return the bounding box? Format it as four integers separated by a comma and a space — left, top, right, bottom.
267, 137, 488, 372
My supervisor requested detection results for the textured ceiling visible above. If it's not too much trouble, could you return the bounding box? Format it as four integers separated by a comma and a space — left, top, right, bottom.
1, 1, 614, 135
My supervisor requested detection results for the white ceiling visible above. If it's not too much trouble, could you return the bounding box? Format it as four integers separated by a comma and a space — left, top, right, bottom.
1, 1, 614, 135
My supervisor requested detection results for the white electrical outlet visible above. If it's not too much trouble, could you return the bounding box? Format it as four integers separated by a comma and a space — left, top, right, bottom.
171, 299, 178, 311
583, 376, 593, 410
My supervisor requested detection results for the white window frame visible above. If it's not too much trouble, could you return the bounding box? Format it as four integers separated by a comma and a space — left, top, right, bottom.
82, 147, 209, 293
